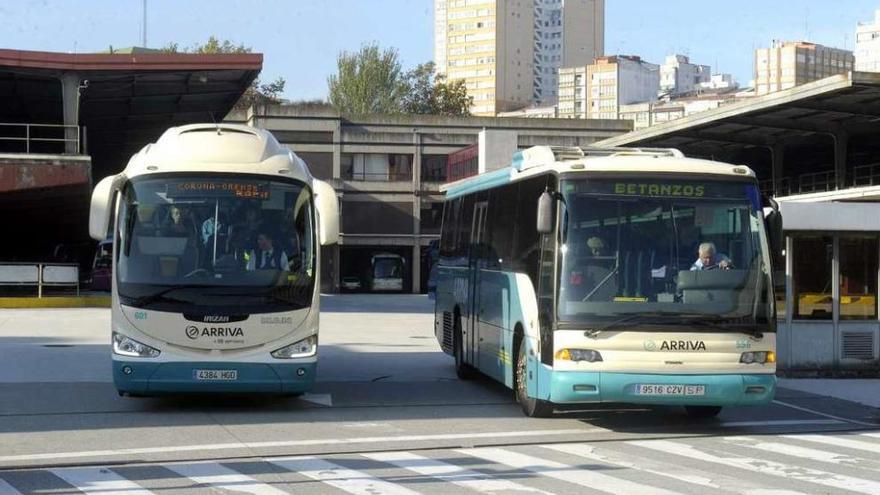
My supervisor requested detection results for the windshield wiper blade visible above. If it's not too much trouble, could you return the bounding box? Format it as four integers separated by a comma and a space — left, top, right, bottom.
130, 285, 194, 307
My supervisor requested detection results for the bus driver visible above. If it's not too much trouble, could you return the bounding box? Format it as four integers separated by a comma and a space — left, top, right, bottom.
690, 242, 731, 271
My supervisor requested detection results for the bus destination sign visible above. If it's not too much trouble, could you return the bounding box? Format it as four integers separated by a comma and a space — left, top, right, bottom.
168, 180, 270, 200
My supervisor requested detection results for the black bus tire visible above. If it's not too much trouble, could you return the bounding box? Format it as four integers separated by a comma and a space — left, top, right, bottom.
515, 341, 554, 418
454, 315, 476, 380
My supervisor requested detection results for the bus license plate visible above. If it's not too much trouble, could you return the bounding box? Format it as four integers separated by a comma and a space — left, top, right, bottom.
194, 369, 238, 381
637, 384, 705, 396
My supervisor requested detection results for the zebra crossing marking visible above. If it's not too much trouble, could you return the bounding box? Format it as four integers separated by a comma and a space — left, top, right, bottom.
363, 451, 554, 494
48, 466, 152, 495
268, 456, 420, 495
630, 438, 880, 495
461, 447, 683, 495
164, 461, 289, 495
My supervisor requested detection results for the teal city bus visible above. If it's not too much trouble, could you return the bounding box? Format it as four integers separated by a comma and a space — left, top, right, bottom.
433, 146, 782, 417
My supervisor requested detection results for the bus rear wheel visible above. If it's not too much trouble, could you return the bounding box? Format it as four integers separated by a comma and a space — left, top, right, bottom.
453, 316, 475, 380
515, 342, 554, 418
685, 405, 722, 418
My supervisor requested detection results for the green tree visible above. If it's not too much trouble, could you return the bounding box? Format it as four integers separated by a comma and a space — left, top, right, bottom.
160, 37, 285, 110
400, 62, 471, 116
327, 43, 406, 114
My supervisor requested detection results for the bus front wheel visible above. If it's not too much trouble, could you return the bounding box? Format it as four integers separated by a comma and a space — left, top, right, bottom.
685, 405, 722, 418
515, 343, 554, 418
453, 317, 475, 380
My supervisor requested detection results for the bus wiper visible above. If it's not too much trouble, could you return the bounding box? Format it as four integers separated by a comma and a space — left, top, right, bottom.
130, 285, 193, 307
585, 313, 654, 336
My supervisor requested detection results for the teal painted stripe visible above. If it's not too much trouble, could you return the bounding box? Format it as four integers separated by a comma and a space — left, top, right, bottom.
445, 167, 513, 199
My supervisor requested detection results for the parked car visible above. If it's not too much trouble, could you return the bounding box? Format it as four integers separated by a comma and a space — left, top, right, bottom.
341, 276, 362, 292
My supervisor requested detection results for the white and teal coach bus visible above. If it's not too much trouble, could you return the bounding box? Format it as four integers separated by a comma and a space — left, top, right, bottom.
89, 124, 338, 396
434, 146, 782, 417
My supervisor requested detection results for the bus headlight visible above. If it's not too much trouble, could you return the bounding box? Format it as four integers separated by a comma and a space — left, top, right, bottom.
555, 349, 603, 362
740, 351, 776, 364
271, 335, 317, 359
112, 332, 160, 358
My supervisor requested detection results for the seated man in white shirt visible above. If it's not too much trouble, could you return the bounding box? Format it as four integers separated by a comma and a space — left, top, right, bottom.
690, 242, 731, 271
246, 232, 289, 271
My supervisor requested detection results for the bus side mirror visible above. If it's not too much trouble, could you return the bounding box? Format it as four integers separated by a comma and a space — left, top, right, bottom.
314, 179, 339, 245
766, 209, 783, 259
89, 175, 118, 241
536, 191, 555, 234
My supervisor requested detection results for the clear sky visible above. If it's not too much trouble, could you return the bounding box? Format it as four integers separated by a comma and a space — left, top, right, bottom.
2, 0, 879, 100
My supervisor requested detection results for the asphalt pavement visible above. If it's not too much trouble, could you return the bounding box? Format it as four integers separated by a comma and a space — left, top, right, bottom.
0, 294, 879, 494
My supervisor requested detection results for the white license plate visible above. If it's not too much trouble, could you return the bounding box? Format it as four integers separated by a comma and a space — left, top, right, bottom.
194, 369, 238, 381
637, 384, 705, 396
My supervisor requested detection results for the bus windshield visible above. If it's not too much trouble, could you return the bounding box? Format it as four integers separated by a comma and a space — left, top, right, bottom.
557, 178, 773, 329
116, 175, 315, 312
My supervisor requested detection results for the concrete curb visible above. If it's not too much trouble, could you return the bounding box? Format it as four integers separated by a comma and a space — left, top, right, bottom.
0, 296, 111, 308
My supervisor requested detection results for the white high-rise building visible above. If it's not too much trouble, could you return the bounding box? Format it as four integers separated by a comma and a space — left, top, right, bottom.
659, 54, 710, 95
434, 0, 604, 115
856, 9, 880, 72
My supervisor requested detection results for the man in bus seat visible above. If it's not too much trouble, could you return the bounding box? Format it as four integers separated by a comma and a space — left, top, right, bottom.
246, 231, 289, 271
690, 242, 731, 271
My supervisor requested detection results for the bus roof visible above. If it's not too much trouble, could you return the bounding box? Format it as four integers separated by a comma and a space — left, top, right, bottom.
119, 123, 312, 183
441, 146, 756, 200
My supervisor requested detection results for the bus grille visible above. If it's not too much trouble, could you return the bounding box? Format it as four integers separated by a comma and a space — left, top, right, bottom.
442, 311, 454, 353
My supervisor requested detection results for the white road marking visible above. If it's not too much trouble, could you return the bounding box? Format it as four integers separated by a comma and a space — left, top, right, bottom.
724, 436, 879, 469
300, 393, 333, 407
363, 451, 554, 494
268, 456, 420, 495
772, 399, 879, 427
460, 447, 682, 495
0, 428, 598, 463
717, 419, 842, 428
165, 461, 289, 495
0, 479, 23, 495
631, 439, 880, 495
781, 433, 880, 455
49, 467, 153, 495
543, 443, 726, 490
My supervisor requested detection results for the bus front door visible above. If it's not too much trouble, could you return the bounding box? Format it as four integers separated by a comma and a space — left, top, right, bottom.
468, 200, 490, 375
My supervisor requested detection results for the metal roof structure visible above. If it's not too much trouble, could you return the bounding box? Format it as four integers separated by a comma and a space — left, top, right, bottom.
0, 48, 262, 178
595, 72, 880, 197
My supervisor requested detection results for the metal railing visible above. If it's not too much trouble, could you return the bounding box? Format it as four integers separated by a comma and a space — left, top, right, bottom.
0, 262, 79, 297
852, 163, 880, 187
0, 123, 82, 154
797, 170, 836, 194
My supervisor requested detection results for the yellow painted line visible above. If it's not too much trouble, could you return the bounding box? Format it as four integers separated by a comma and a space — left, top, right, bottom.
0, 296, 110, 308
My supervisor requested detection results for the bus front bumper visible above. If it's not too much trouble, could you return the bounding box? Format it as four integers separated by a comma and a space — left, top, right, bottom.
112, 360, 316, 395
543, 369, 776, 407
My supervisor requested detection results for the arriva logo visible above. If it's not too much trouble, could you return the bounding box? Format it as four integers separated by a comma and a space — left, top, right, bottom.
644, 340, 657, 351
185, 326, 244, 339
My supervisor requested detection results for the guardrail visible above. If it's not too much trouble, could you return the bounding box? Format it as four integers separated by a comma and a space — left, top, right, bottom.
0, 123, 83, 154
0, 263, 79, 297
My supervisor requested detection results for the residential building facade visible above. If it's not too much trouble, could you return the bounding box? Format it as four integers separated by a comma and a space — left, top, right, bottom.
434, 0, 604, 116
659, 54, 710, 95
754, 40, 854, 96
856, 9, 880, 72
584, 55, 659, 120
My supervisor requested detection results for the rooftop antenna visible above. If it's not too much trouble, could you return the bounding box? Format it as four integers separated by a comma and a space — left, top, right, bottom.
142, 0, 147, 47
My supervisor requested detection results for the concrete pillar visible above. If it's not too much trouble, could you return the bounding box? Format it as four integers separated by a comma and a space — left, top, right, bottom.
770, 142, 785, 196
832, 130, 849, 190
412, 130, 422, 294
332, 119, 342, 179
60, 72, 81, 154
